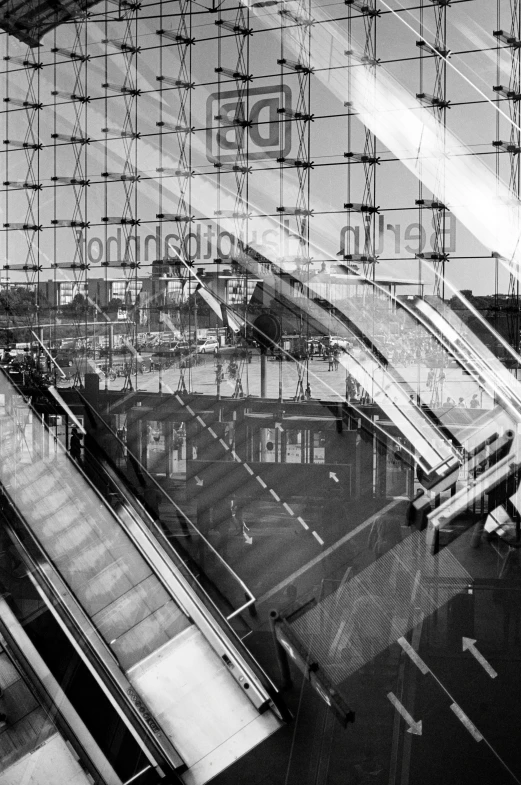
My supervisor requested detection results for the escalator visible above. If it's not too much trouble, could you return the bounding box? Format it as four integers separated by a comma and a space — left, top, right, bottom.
0, 370, 286, 785
0, 594, 154, 785
9, 454, 191, 672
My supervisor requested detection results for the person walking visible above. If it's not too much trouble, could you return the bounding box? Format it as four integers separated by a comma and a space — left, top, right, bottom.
230, 497, 242, 535
69, 427, 82, 463
230, 498, 252, 545
345, 374, 352, 401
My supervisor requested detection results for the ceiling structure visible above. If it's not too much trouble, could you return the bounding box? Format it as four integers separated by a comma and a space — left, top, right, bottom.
0, 0, 101, 47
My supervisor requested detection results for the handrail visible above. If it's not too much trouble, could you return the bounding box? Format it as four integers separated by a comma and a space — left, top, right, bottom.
0, 493, 185, 779
80, 447, 284, 716
76, 388, 257, 615
0, 598, 124, 785
2, 372, 288, 721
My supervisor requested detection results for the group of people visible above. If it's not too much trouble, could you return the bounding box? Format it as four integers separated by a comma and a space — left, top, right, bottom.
379, 319, 450, 368
345, 373, 371, 403
326, 348, 341, 371
442, 394, 480, 409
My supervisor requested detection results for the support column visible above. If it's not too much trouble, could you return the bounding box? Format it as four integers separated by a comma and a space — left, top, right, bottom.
260, 350, 267, 398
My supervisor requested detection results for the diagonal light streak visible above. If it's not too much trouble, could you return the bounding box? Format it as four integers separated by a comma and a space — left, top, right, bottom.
50, 81, 521, 449
289, 529, 472, 681
239, 0, 521, 281
377, 0, 521, 134
27, 22, 521, 475
85, 109, 516, 479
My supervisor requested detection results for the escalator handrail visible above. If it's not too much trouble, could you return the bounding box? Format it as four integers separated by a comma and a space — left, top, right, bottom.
0, 480, 185, 777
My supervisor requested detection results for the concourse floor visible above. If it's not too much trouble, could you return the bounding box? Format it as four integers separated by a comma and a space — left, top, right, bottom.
90, 352, 491, 411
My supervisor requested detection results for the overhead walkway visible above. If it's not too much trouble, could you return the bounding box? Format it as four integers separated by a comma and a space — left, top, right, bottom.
0, 372, 285, 785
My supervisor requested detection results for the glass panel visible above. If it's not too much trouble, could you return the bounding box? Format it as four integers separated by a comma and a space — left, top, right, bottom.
313, 431, 325, 464
285, 429, 302, 464
146, 420, 166, 474
169, 421, 186, 478
226, 278, 257, 305
259, 427, 279, 462
5, 5, 521, 782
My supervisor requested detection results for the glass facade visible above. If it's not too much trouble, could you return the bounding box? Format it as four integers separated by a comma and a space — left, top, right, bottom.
0, 1, 521, 784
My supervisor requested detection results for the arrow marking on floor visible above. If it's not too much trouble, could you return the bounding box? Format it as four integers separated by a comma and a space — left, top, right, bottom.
397, 637, 520, 784
329, 471, 339, 482
462, 638, 497, 679
387, 692, 422, 735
